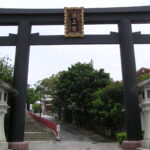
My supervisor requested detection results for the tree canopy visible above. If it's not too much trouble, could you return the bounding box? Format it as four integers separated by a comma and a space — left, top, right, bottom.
35, 74, 59, 97
91, 82, 124, 135
0, 57, 13, 84
53, 62, 112, 125
35, 61, 124, 137
27, 87, 40, 104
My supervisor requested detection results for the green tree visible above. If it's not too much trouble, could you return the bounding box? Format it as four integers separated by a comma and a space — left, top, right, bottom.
33, 103, 41, 113
91, 82, 124, 136
0, 57, 13, 84
54, 62, 112, 126
35, 74, 59, 98
27, 87, 40, 104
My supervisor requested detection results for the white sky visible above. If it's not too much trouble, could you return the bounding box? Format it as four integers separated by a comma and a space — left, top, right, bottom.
0, 0, 150, 85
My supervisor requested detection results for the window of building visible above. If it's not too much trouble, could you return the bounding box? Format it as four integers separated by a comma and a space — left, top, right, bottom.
142, 91, 145, 99
147, 90, 150, 98
4, 93, 7, 101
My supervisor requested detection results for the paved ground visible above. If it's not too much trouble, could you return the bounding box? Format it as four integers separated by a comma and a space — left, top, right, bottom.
29, 141, 121, 150
59, 122, 110, 142
28, 114, 121, 150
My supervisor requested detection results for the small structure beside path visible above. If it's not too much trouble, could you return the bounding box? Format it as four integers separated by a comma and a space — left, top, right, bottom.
41, 97, 53, 115
0, 80, 17, 150
137, 78, 150, 150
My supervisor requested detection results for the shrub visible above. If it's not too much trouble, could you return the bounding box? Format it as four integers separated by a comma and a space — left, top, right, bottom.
33, 103, 41, 113
116, 132, 127, 144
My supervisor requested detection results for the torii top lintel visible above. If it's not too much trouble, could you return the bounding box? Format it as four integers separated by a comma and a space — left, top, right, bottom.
0, 6, 150, 25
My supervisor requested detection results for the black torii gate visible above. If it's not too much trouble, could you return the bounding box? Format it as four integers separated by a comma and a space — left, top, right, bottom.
1, 6, 150, 144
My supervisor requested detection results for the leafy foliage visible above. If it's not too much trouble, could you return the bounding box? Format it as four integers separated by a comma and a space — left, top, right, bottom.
35, 74, 59, 98
91, 83, 124, 136
116, 132, 127, 144
54, 62, 112, 126
138, 73, 150, 83
0, 57, 13, 84
33, 103, 41, 113
27, 87, 40, 104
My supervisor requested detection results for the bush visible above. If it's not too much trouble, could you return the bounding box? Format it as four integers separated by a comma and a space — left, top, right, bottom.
33, 103, 41, 113
116, 132, 127, 144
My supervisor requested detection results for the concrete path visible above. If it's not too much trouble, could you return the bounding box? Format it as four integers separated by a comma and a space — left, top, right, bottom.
28, 114, 121, 150
29, 141, 121, 150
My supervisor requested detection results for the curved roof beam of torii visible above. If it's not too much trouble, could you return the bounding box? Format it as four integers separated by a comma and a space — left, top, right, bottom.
0, 6, 150, 25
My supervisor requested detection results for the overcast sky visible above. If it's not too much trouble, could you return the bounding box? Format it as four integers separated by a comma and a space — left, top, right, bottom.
0, 0, 150, 85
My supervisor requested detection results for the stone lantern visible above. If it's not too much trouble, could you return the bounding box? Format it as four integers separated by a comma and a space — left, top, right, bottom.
138, 78, 150, 149
0, 80, 17, 150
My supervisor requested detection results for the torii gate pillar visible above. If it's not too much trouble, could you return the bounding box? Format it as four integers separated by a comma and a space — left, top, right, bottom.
119, 19, 142, 150
8, 21, 31, 150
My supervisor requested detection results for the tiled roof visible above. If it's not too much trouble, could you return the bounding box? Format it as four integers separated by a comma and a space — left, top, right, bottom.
137, 67, 150, 78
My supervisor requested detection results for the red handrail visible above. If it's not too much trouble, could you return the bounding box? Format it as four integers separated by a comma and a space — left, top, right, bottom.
28, 112, 59, 139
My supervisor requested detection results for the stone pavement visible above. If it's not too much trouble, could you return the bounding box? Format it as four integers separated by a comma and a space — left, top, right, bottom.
27, 114, 122, 150
29, 141, 121, 150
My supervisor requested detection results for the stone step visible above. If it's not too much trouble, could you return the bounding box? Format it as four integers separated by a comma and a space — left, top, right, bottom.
25, 115, 44, 132
24, 132, 50, 137
25, 125, 43, 132
24, 112, 55, 141
25, 138, 50, 141
24, 132, 51, 141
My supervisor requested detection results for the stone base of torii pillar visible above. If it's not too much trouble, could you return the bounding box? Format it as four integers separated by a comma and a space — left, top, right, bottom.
8, 142, 29, 150
122, 141, 141, 150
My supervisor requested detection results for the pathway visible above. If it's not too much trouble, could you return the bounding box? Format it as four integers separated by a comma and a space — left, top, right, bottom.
28, 114, 121, 150
24, 113, 55, 141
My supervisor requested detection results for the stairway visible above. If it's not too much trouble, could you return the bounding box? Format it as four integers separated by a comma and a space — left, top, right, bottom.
24, 112, 55, 141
